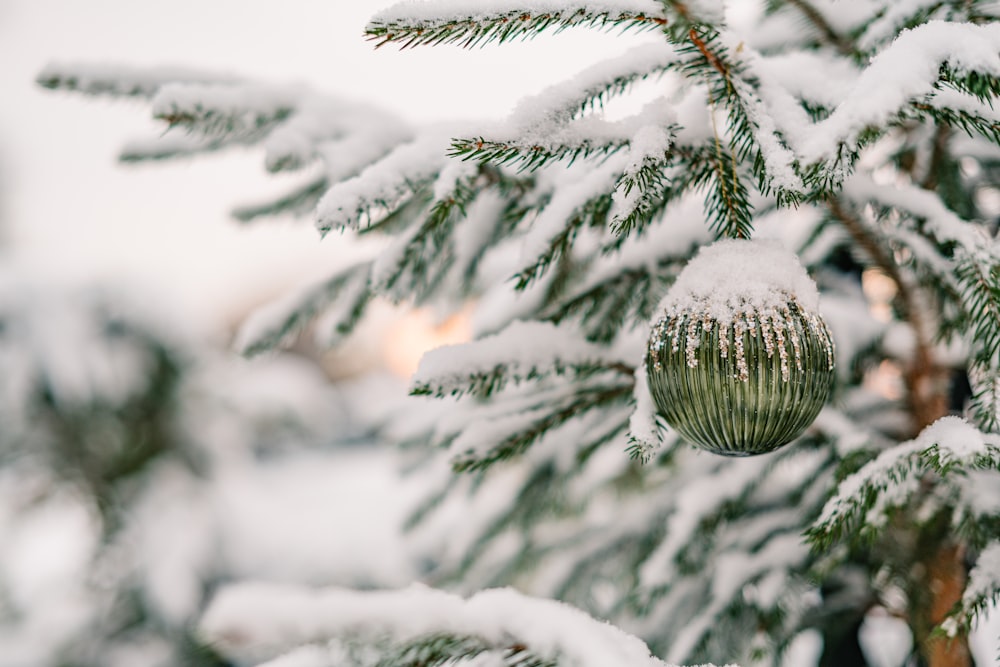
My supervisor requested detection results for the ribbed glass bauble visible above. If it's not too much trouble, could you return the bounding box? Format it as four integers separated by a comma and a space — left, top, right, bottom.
645, 240, 835, 456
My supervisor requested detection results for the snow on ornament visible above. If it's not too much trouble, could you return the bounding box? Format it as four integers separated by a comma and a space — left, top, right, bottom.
645, 239, 835, 456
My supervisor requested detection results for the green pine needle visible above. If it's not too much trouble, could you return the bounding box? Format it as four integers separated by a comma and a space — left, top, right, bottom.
365, 8, 666, 49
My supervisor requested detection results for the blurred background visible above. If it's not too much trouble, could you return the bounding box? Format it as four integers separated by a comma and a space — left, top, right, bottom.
0, 2, 634, 665
1, 3, 998, 666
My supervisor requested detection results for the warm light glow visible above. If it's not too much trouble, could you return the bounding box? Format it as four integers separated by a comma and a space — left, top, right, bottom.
383, 306, 473, 378
865, 359, 904, 401
860, 269, 905, 399
861, 268, 897, 323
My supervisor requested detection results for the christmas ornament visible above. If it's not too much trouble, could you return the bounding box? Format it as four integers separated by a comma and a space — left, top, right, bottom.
646, 239, 835, 456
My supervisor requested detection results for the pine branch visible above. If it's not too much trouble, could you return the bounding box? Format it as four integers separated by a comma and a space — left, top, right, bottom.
675, 29, 805, 210
545, 267, 661, 342
364, 4, 667, 49
939, 540, 1000, 636
200, 584, 704, 667
513, 161, 623, 289
36, 62, 240, 99
807, 417, 1000, 551
371, 165, 487, 301
450, 136, 629, 172
411, 321, 630, 399
703, 144, 754, 239
232, 174, 329, 223
512, 197, 607, 290
117, 132, 243, 163
626, 364, 665, 462
783, 0, 853, 55
151, 82, 297, 139
233, 263, 372, 356
316, 131, 452, 232
968, 359, 1000, 436
855, 0, 942, 54
842, 174, 1000, 431
451, 382, 633, 473
609, 125, 677, 239
794, 22, 1000, 188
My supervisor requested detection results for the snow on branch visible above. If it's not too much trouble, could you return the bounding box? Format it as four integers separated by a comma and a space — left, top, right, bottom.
449, 43, 679, 173
639, 457, 774, 591
262, 98, 409, 174
842, 174, 990, 255
543, 192, 709, 341
626, 363, 663, 462
365, 1, 668, 49
795, 21, 1000, 165
940, 540, 1000, 636
117, 131, 236, 163
232, 174, 331, 223
510, 42, 679, 128
411, 320, 626, 398
234, 263, 372, 357
808, 417, 1000, 550
855, 0, 942, 54
200, 583, 728, 667
40, 65, 415, 226
842, 173, 1000, 431
367, 161, 521, 303
36, 62, 240, 98
151, 82, 300, 138
514, 158, 625, 288
316, 129, 453, 232
609, 124, 675, 237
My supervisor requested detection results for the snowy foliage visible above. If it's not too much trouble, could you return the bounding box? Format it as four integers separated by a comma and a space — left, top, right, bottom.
201, 583, 732, 667
38, 0, 1000, 666
0, 275, 403, 667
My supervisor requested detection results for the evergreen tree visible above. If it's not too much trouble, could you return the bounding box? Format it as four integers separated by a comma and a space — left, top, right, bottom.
39, 1, 1000, 666
0, 276, 356, 666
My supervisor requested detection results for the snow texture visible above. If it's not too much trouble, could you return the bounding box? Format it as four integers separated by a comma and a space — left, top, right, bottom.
37, 62, 240, 98
371, 1, 667, 25
413, 320, 613, 391
639, 456, 773, 589
611, 124, 674, 221
796, 21, 1000, 163
857, 0, 943, 52
316, 128, 453, 232
627, 363, 661, 453
200, 583, 729, 667
843, 174, 991, 258
506, 42, 677, 132
656, 239, 820, 322
151, 82, 300, 130
815, 417, 1000, 530
963, 541, 1000, 610
263, 96, 408, 173
520, 158, 627, 267
666, 533, 809, 664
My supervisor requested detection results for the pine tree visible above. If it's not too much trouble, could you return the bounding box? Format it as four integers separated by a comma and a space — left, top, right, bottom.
0, 277, 352, 666
38, 1, 1000, 666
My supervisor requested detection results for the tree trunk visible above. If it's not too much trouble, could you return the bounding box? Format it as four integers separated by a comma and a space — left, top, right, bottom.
917, 543, 970, 667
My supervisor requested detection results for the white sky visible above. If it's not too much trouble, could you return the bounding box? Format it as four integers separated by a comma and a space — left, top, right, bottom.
0, 0, 633, 330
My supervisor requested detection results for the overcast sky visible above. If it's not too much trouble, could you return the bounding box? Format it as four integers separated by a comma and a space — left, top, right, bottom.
0, 0, 632, 329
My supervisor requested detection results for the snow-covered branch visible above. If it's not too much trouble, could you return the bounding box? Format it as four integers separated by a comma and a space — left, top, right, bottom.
200, 583, 728, 667
365, 1, 668, 49
808, 417, 1000, 550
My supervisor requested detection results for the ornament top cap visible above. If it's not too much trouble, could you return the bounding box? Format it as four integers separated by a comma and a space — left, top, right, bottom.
659, 239, 820, 322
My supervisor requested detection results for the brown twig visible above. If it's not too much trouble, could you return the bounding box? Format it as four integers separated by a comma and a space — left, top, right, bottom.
688, 28, 728, 77
784, 0, 853, 56
826, 197, 948, 431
